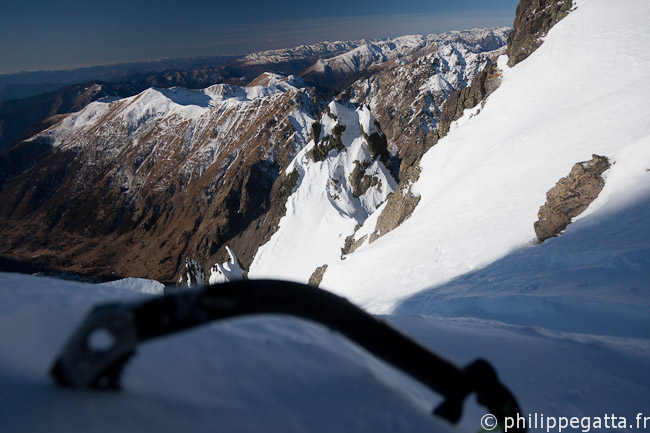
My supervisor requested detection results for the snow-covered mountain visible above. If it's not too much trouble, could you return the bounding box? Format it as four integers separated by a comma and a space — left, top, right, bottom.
240, 40, 363, 65
0, 29, 504, 283
249, 102, 397, 282
302, 28, 509, 91
242, 28, 508, 74
343, 38, 504, 161
0, 73, 324, 281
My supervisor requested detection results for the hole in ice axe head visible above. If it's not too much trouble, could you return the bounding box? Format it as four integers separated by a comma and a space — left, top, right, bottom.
87, 328, 115, 352
49, 303, 138, 389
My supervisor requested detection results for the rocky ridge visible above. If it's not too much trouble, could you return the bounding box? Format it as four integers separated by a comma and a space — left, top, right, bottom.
0, 28, 507, 153
247, 102, 398, 283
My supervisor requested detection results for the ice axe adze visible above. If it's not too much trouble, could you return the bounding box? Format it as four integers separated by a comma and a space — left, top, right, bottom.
50, 279, 526, 432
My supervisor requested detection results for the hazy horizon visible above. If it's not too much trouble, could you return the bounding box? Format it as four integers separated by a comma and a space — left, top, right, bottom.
0, 1, 516, 75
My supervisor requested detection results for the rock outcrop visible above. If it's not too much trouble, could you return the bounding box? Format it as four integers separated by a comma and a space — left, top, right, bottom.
369, 166, 421, 243
507, 0, 574, 67
437, 63, 502, 138
177, 257, 205, 287
534, 154, 610, 243
308, 264, 328, 287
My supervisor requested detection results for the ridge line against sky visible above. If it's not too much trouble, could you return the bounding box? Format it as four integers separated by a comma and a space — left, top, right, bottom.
0, 1, 517, 75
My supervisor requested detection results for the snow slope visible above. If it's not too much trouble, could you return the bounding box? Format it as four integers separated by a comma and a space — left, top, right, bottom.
393, 153, 650, 339
321, 0, 650, 316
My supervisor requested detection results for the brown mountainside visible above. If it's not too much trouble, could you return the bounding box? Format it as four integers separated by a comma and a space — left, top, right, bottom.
0, 77, 322, 281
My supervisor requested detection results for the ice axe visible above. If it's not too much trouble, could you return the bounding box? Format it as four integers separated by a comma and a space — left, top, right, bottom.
50, 279, 526, 432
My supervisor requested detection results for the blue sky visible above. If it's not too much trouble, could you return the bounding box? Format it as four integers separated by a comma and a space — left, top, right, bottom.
0, 0, 517, 74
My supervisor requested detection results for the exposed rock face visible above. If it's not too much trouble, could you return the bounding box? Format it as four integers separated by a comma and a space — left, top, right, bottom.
362, 128, 391, 166
507, 0, 574, 67
341, 230, 366, 257
177, 257, 205, 287
364, 0, 578, 243
349, 161, 382, 198
308, 264, 328, 287
437, 63, 502, 138
370, 166, 422, 243
0, 76, 322, 282
310, 121, 345, 162
367, 62, 502, 243
534, 154, 610, 243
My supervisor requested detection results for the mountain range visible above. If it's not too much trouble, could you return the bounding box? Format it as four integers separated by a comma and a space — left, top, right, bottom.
0, 28, 506, 151
0, 26, 511, 283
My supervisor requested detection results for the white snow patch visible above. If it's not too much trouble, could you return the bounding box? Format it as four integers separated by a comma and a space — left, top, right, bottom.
99, 277, 165, 295
209, 246, 244, 285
